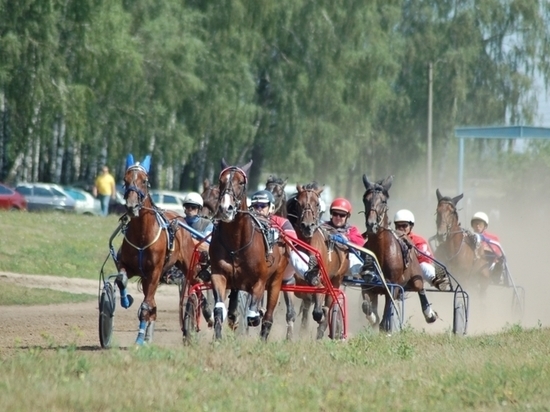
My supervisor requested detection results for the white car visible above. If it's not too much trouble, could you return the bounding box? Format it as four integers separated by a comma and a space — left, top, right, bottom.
63, 187, 102, 216
15, 183, 76, 213
150, 190, 187, 215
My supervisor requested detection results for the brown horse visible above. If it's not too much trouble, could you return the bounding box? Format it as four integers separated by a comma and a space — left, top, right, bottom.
116, 154, 196, 344
291, 183, 349, 339
209, 159, 288, 340
265, 175, 288, 218
200, 178, 219, 218
433, 189, 490, 296
361, 175, 437, 332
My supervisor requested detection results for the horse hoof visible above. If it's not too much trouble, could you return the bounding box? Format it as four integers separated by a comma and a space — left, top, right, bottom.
361, 301, 371, 315
248, 316, 261, 327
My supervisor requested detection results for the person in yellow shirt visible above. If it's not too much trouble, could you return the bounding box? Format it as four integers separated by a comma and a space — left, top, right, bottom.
93, 165, 116, 216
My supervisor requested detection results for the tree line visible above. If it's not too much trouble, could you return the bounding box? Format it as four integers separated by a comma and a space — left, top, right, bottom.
1, 0, 549, 198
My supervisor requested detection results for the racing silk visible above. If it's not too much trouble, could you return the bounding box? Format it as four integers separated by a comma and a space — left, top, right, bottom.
271, 215, 298, 240
324, 221, 365, 246
480, 231, 503, 257
184, 215, 213, 239
409, 232, 433, 265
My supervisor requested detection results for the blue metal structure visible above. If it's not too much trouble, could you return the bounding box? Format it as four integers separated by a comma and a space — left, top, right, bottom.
455, 126, 550, 194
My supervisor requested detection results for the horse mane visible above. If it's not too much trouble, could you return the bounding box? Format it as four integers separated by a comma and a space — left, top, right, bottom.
266, 175, 286, 186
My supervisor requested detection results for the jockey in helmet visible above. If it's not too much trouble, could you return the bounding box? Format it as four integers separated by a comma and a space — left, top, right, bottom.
393, 209, 449, 291
250, 189, 319, 286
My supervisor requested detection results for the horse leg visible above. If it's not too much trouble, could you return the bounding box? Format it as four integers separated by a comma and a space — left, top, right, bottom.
247, 280, 266, 328
300, 293, 313, 331
227, 289, 240, 330
418, 289, 437, 324
211, 274, 228, 340
201, 289, 214, 327
115, 269, 134, 309
361, 288, 379, 328
282, 278, 297, 340
260, 279, 283, 341
134, 277, 159, 345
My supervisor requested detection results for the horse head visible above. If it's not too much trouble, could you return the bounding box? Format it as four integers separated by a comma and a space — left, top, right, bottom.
295, 182, 323, 238
265, 175, 288, 217
201, 178, 220, 218
216, 158, 253, 222
362, 174, 393, 234
123, 154, 152, 217
435, 188, 463, 242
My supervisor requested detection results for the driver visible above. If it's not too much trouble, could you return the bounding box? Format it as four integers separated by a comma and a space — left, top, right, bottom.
471, 211, 505, 284
393, 209, 450, 291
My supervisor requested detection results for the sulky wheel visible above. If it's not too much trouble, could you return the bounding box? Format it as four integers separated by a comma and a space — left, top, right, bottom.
182, 293, 199, 343
328, 302, 344, 340
99, 282, 116, 348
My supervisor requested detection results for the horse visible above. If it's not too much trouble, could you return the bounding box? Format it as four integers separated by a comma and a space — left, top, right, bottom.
265, 175, 288, 218
200, 178, 219, 218
433, 189, 490, 296
209, 159, 289, 340
116, 154, 196, 344
290, 183, 349, 339
361, 174, 437, 332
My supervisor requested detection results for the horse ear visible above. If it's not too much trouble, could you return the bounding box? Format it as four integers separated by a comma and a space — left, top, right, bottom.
436, 188, 443, 202
296, 183, 303, 192
203, 178, 210, 190
316, 184, 325, 195
141, 155, 151, 173
382, 175, 394, 192
126, 154, 135, 170
241, 159, 253, 175
452, 193, 464, 206
283, 177, 288, 187
221, 158, 228, 170
362, 174, 371, 189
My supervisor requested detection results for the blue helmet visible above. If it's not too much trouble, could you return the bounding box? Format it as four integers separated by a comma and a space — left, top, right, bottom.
251, 190, 275, 205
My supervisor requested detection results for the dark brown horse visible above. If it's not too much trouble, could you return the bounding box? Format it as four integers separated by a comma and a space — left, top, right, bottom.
209, 159, 288, 340
265, 175, 288, 218
200, 178, 219, 218
361, 175, 437, 332
434, 189, 490, 295
116, 154, 196, 344
291, 183, 349, 339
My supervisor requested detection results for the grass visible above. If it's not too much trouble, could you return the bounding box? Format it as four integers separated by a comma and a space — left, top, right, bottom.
1, 210, 549, 410
0, 279, 94, 305
0, 210, 121, 279
0, 326, 549, 411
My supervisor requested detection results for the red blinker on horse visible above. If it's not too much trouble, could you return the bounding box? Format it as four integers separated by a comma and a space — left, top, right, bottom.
208, 159, 288, 340
115, 154, 195, 345
361, 174, 438, 332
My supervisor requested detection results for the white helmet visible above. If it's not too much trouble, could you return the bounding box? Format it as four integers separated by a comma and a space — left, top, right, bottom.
183, 192, 203, 208
394, 209, 415, 224
471, 211, 489, 226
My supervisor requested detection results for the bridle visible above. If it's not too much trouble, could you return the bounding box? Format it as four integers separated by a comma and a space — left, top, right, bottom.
218, 166, 248, 211
124, 165, 149, 214
435, 200, 461, 242
266, 182, 286, 214
297, 189, 322, 230
363, 188, 388, 233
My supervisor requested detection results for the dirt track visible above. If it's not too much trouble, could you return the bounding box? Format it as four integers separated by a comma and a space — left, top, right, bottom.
2, 241, 548, 354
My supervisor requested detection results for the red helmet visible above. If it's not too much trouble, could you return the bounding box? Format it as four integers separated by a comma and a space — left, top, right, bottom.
330, 198, 352, 214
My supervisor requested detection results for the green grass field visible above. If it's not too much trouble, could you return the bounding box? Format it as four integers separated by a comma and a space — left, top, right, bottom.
1, 326, 549, 411
1, 210, 549, 411
0, 210, 120, 279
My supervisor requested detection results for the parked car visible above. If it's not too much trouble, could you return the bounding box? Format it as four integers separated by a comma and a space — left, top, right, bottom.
63, 186, 102, 216
150, 190, 187, 215
0, 183, 27, 211
15, 183, 76, 213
